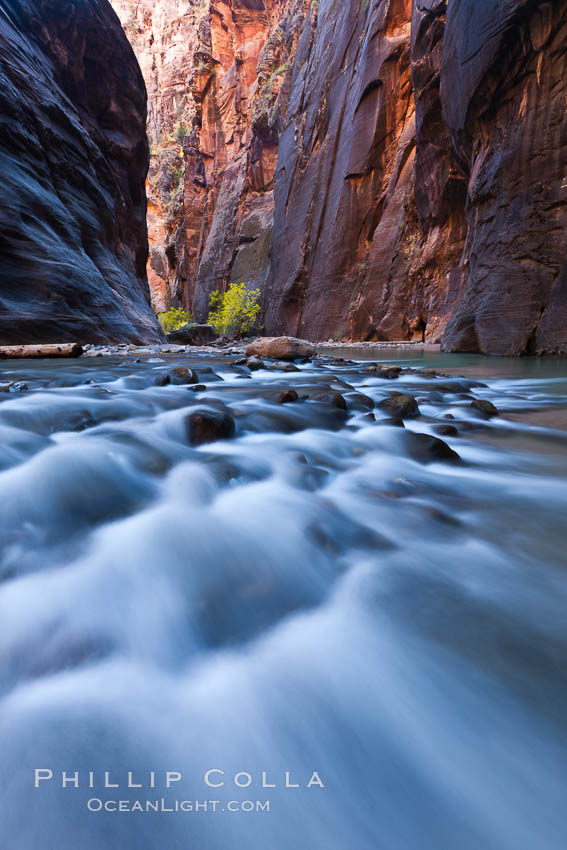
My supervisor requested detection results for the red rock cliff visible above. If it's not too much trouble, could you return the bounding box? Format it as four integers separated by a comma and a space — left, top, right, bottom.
114, 0, 567, 354
0, 0, 162, 344
112, 0, 304, 318
267, 0, 567, 354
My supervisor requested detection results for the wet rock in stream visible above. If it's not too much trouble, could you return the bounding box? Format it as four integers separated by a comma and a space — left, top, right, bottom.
171, 366, 199, 385
403, 433, 461, 464
435, 424, 460, 437
378, 393, 420, 419
346, 393, 374, 410
310, 391, 348, 411
471, 399, 499, 418
184, 410, 236, 446
278, 390, 299, 404
246, 357, 265, 371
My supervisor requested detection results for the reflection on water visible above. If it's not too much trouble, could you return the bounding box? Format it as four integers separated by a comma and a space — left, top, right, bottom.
0, 350, 565, 850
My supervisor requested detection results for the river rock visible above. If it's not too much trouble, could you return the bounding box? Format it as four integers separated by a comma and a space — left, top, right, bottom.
170, 366, 198, 385
382, 416, 405, 428
310, 391, 348, 411
378, 394, 420, 419
346, 393, 374, 410
471, 399, 499, 417
155, 374, 171, 387
267, 362, 297, 372
435, 424, 459, 437
404, 433, 461, 464
185, 410, 236, 446
166, 324, 218, 345
245, 337, 315, 361
246, 357, 265, 371
278, 389, 299, 404
378, 366, 402, 379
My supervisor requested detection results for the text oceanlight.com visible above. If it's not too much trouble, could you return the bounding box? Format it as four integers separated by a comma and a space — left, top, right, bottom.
87, 798, 271, 814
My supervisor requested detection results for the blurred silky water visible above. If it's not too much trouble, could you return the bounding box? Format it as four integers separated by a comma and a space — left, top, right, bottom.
0, 351, 566, 850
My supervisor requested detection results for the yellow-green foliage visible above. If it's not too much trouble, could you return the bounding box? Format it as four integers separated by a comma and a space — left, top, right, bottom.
158, 307, 193, 334
208, 283, 262, 337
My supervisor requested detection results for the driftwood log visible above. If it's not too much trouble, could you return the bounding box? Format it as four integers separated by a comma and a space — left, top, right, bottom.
0, 343, 83, 359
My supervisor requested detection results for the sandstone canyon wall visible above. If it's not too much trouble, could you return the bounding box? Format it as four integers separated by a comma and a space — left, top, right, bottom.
267, 0, 423, 342
268, 0, 567, 354
440, 0, 567, 355
114, 0, 567, 354
111, 0, 305, 317
0, 0, 163, 344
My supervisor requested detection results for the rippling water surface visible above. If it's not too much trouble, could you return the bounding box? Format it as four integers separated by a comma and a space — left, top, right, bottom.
0, 350, 566, 850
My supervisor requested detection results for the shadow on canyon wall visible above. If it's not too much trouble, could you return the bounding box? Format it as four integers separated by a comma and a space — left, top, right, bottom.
0, 0, 163, 344
1, 0, 566, 354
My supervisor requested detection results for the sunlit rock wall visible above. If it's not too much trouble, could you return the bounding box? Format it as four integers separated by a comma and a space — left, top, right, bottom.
112, 0, 304, 320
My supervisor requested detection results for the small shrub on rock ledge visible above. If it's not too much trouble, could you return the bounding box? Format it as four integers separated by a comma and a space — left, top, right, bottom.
158, 307, 193, 335
208, 283, 261, 338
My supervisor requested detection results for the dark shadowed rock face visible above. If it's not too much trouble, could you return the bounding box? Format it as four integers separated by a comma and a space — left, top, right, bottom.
0, 0, 163, 344
440, 0, 567, 355
264, 0, 567, 355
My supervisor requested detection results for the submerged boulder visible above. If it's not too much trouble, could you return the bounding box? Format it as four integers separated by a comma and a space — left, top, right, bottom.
278, 389, 299, 404
310, 391, 348, 411
470, 399, 499, 418
378, 366, 402, 379
170, 366, 198, 385
404, 433, 461, 464
184, 410, 236, 446
246, 356, 265, 371
378, 393, 420, 419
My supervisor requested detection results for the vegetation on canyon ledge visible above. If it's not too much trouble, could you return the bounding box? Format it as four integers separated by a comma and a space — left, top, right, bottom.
208, 283, 262, 338
158, 307, 193, 334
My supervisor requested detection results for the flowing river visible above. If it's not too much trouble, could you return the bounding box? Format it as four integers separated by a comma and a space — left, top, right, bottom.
0, 348, 565, 850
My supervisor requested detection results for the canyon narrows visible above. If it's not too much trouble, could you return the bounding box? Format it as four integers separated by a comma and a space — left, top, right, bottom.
112, 0, 567, 355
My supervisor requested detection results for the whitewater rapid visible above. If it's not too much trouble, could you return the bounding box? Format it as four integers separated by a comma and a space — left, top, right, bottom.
0, 350, 565, 850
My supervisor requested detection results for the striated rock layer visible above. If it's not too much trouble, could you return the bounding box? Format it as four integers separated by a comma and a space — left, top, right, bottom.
439, 0, 567, 355
114, 0, 567, 354
268, 0, 567, 354
267, 0, 567, 354
112, 0, 305, 318
267, 0, 420, 343
0, 0, 163, 344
